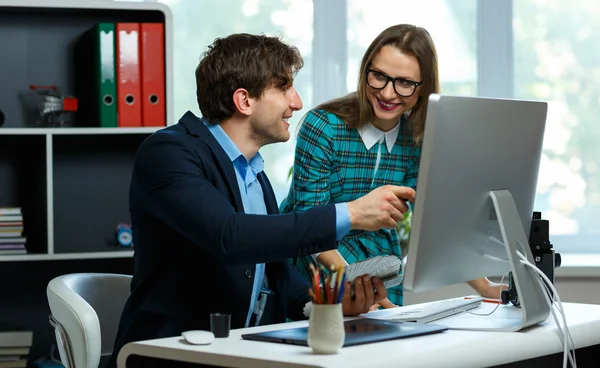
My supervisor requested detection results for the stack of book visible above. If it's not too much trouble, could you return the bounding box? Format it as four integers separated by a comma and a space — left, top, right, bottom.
0, 323, 33, 368
0, 207, 26, 255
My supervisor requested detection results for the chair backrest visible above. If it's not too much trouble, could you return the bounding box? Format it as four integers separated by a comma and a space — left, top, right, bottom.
47, 273, 132, 368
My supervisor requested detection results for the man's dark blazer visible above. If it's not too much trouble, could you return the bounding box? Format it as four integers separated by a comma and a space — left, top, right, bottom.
107, 111, 338, 366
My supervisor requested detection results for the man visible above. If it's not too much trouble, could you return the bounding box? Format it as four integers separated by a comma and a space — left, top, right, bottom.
108, 33, 415, 367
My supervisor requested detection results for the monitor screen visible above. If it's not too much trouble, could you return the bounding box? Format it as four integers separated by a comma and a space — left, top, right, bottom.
402, 94, 550, 331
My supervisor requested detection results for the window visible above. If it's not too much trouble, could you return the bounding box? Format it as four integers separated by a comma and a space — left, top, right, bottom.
151, 0, 599, 262
161, 1, 599, 258
159, 0, 480, 203
347, 0, 477, 96
159, 0, 313, 201
514, 0, 600, 255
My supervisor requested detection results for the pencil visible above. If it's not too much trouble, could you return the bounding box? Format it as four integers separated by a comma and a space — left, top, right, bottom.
324, 274, 331, 304
309, 263, 321, 304
318, 265, 326, 303
336, 272, 347, 304
465, 297, 502, 304
308, 288, 317, 302
332, 266, 342, 303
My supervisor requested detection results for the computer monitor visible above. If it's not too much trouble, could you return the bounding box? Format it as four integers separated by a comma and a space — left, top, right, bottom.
403, 94, 550, 332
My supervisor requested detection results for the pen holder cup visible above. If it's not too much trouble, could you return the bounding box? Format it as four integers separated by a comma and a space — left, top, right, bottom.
307, 303, 345, 354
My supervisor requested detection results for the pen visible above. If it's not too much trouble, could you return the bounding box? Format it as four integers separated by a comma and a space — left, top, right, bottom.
465, 297, 502, 304
336, 272, 347, 304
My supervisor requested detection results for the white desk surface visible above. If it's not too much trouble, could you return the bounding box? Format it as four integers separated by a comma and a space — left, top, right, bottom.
118, 301, 600, 368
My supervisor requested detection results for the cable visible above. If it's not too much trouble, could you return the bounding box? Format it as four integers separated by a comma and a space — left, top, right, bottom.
485, 237, 576, 367
465, 270, 509, 316
507, 249, 575, 368
519, 256, 577, 368
483, 241, 576, 367
532, 264, 572, 368
513, 252, 574, 365
539, 272, 577, 368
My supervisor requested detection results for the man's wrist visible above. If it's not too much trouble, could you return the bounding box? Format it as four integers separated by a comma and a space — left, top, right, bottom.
345, 201, 356, 229
334, 203, 351, 241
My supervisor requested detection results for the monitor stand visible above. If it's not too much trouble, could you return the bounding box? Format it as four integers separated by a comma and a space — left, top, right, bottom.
442, 190, 550, 332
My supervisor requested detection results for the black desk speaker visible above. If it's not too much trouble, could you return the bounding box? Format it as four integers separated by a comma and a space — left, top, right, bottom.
0, 108, 4, 127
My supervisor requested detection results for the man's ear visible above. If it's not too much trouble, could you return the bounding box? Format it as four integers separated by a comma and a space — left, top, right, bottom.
232, 88, 253, 117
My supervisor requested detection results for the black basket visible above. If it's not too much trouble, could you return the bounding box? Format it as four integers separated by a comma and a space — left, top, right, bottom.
22, 85, 78, 126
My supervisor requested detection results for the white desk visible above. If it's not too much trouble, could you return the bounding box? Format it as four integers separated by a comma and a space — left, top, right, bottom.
118, 302, 600, 368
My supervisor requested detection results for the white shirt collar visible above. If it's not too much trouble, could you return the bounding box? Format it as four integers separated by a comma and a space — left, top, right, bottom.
358, 121, 401, 153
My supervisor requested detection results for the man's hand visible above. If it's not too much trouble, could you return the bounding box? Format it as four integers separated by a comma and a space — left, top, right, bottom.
347, 185, 416, 231
341, 275, 388, 316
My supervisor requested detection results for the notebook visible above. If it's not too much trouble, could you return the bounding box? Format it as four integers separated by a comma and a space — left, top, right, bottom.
241, 318, 448, 347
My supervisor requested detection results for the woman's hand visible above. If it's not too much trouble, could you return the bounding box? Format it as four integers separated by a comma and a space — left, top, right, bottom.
369, 297, 398, 310
342, 275, 388, 316
467, 277, 507, 299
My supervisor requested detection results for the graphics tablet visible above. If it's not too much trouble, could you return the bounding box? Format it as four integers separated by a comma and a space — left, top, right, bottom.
241, 318, 448, 347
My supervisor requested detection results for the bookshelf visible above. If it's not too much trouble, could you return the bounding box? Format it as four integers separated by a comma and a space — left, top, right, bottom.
0, 0, 174, 261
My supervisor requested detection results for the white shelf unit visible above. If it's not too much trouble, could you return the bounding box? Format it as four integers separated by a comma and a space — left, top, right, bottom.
0, 0, 173, 261
0, 130, 154, 262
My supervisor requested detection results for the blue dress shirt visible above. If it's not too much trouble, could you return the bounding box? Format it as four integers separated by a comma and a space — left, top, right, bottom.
204, 119, 351, 327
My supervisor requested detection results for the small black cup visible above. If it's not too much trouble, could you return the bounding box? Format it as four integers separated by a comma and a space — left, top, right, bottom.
210, 313, 231, 338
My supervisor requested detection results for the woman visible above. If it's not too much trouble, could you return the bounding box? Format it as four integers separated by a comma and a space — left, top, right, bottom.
280, 24, 504, 307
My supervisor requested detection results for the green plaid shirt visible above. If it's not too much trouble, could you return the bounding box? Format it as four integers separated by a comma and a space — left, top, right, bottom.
280, 109, 421, 306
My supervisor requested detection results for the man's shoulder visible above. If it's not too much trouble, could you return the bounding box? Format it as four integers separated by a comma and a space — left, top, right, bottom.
141, 120, 211, 154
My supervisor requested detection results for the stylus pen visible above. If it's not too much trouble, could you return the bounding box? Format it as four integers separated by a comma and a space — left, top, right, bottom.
464, 297, 502, 304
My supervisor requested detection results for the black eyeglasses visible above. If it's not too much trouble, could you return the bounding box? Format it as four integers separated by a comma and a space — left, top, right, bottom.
366, 69, 422, 97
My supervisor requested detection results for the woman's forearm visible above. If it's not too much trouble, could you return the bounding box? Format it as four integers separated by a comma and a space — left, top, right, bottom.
316, 249, 349, 269
467, 277, 507, 299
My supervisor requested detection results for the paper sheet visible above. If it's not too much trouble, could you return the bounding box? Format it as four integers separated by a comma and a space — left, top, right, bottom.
344, 255, 403, 289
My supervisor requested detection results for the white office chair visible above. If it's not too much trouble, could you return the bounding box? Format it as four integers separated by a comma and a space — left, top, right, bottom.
47, 273, 132, 368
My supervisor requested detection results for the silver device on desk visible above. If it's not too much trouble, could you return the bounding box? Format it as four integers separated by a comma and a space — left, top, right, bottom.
388, 297, 483, 324
402, 94, 550, 332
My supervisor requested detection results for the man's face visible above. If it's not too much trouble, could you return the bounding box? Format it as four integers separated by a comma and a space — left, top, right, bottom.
249, 85, 303, 146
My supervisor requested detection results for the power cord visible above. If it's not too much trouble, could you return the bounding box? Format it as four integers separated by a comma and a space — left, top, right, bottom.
465, 270, 509, 317
479, 244, 576, 367
517, 253, 577, 368
538, 270, 577, 368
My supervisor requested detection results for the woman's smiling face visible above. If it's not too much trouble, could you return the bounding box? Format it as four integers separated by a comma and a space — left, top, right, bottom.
366, 45, 422, 130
